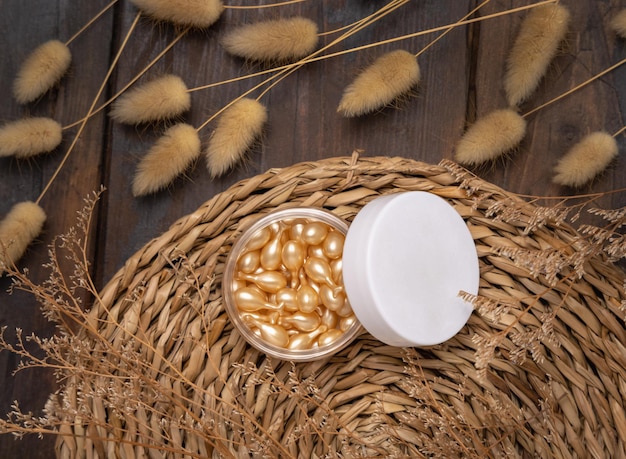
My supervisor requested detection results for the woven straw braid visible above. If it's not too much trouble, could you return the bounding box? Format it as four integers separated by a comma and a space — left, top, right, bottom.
55, 154, 626, 458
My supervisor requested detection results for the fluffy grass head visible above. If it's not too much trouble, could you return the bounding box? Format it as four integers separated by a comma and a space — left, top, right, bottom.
110, 74, 191, 124
129, 0, 224, 28
13, 40, 72, 104
611, 9, 626, 39
132, 123, 201, 196
553, 132, 619, 187
454, 109, 527, 166
337, 49, 420, 117
205, 98, 267, 178
504, 4, 570, 108
0, 118, 63, 158
221, 17, 318, 63
0, 201, 46, 274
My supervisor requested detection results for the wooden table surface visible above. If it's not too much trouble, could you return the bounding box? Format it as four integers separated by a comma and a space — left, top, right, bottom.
1, 0, 625, 456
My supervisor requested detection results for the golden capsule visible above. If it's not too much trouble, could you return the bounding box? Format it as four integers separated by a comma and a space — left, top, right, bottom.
246, 226, 271, 251
238, 271, 287, 293
296, 284, 319, 313
237, 250, 260, 274
307, 244, 326, 259
322, 230, 344, 259
234, 287, 282, 312
260, 229, 283, 271
301, 222, 329, 245
231, 278, 247, 291
275, 287, 299, 312
336, 299, 354, 318
289, 221, 306, 241
320, 307, 339, 329
319, 284, 345, 311
339, 314, 357, 332
287, 325, 328, 350
304, 257, 340, 291
240, 311, 280, 325
279, 311, 321, 332
330, 258, 343, 284
282, 240, 305, 277
245, 316, 289, 348
317, 329, 344, 347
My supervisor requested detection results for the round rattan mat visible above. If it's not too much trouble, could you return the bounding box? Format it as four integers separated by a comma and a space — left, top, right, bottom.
55, 155, 626, 458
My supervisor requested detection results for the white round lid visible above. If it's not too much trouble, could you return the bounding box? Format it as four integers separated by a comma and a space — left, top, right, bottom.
342, 191, 479, 347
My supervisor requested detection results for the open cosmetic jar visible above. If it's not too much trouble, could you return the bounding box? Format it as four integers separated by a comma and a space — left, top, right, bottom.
223, 191, 480, 361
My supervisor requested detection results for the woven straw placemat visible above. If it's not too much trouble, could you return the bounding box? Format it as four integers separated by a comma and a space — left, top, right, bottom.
55, 154, 626, 458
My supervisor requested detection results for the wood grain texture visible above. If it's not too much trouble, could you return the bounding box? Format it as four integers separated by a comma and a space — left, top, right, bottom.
0, 0, 625, 456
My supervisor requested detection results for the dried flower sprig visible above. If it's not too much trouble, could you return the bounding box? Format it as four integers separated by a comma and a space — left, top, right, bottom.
552, 131, 619, 187
110, 74, 191, 124
12, 1, 118, 104
336, 49, 420, 117
0, 118, 63, 158
503, 3, 570, 108
0, 202, 46, 275
129, 0, 224, 28
454, 109, 527, 166
221, 17, 319, 63
132, 123, 201, 196
12, 40, 72, 105
205, 98, 267, 178
611, 9, 626, 39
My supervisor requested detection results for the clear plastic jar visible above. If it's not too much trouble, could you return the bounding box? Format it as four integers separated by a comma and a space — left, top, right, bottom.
223, 207, 362, 361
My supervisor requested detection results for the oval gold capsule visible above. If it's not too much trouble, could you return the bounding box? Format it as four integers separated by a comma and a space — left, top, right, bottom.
296, 284, 319, 313
246, 226, 271, 251
323, 230, 344, 259
287, 325, 328, 350
301, 221, 329, 245
237, 250, 260, 273
260, 230, 283, 270
237, 271, 287, 293
279, 311, 321, 332
235, 287, 282, 312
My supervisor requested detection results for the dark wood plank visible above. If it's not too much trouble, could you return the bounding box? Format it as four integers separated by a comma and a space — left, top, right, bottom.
0, 1, 115, 456
1, 1, 625, 457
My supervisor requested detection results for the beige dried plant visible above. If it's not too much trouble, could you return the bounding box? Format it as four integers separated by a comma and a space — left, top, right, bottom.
553, 131, 619, 187
205, 98, 268, 178
110, 74, 191, 124
611, 9, 626, 39
132, 123, 201, 196
221, 17, 319, 63
454, 109, 527, 166
12, 40, 72, 104
503, 3, 570, 108
337, 49, 420, 117
0, 118, 63, 158
129, 0, 224, 28
0, 201, 46, 275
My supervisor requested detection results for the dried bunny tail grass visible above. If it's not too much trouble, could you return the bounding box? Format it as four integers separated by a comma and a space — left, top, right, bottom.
129, 0, 223, 28
221, 17, 318, 62
0, 201, 46, 274
0, 118, 63, 158
504, 3, 570, 108
337, 49, 420, 117
552, 131, 619, 187
132, 123, 201, 196
13, 40, 72, 104
611, 9, 626, 39
205, 98, 267, 178
110, 74, 191, 124
454, 109, 527, 166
